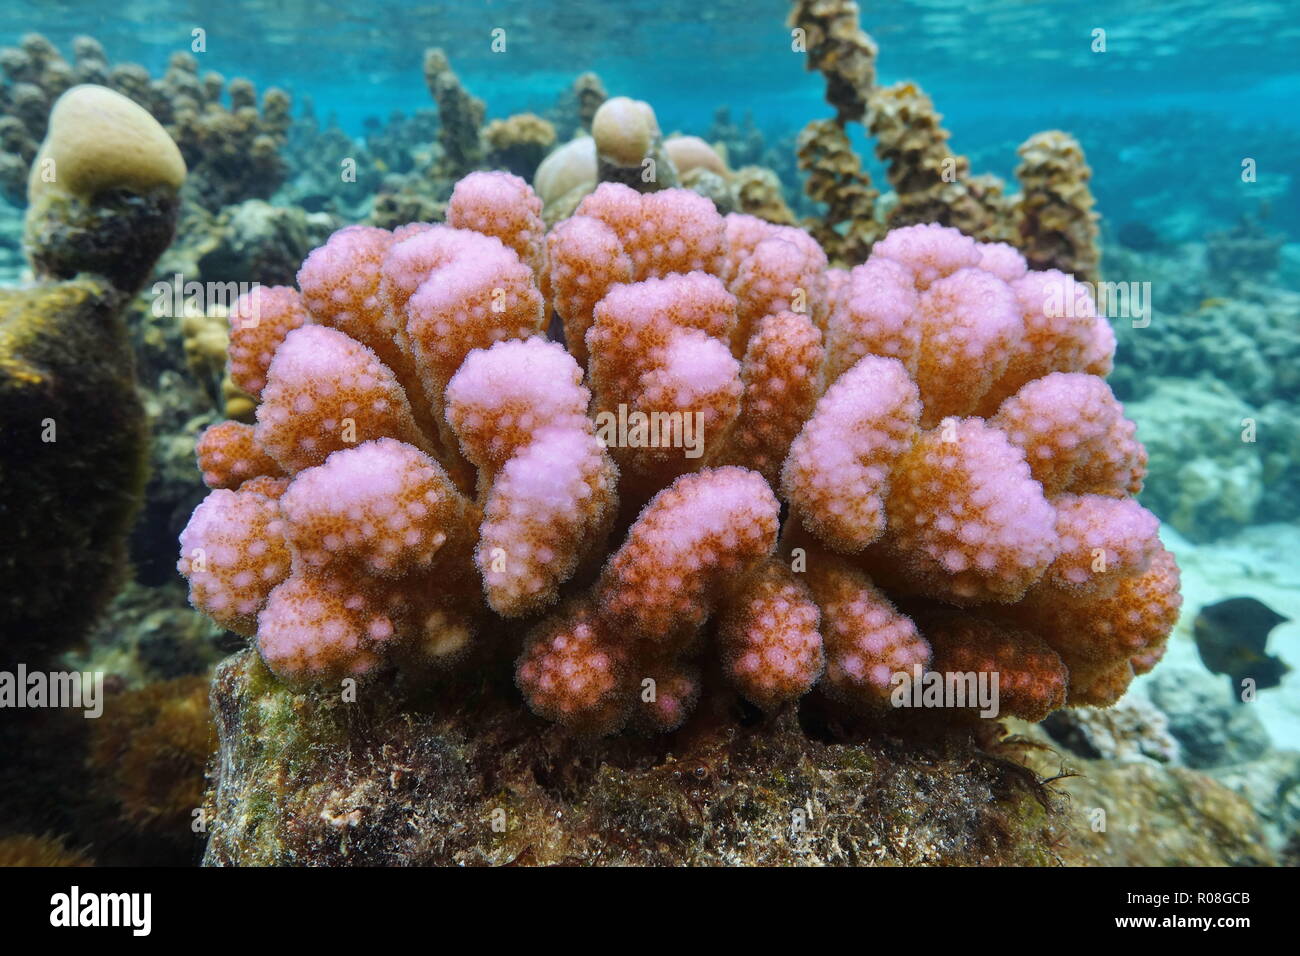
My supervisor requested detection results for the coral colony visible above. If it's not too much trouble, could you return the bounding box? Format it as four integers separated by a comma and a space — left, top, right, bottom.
178, 169, 1182, 735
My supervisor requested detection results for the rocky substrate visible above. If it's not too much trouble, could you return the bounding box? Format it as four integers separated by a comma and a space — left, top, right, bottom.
202, 649, 1276, 866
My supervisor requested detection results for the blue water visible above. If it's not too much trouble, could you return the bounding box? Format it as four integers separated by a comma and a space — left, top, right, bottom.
5, 1, 1297, 131
4, 1, 1297, 243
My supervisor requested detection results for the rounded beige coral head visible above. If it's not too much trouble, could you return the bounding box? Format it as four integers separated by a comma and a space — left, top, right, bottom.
592, 96, 658, 167
664, 135, 729, 178
533, 135, 596, 204
28, 84, 186, 201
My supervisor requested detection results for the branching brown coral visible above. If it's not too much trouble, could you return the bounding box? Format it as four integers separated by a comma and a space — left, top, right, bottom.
867, 81, 1008, 241
789, 0, 878, 123
796, 117, 880, 265
1013, 130, 1101, 284
424, 48, 485, 180
788, 3, 1090, 269
731, 165, 798, 225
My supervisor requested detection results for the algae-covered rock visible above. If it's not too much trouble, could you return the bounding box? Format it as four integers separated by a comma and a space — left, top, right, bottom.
1011, 720, 1277, 866
203, 650, 1070, 866
204, 650, 1283, 867
1207, 750, 1300, 852
1039, 758, 1274, 866
0, 278, 148, 663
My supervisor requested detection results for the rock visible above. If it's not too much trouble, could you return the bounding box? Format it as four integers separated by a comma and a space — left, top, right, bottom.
1124, 377, 1290, 540
0, 279, 148, 664
195, 199, 337, 285
202, 648, 1283, 867
1033, 755, 1274, 866
1148, 666, 1272, 768
203, 650, 1075, 866
1041, 695, 1179, 764
1207, 750, 1300, 851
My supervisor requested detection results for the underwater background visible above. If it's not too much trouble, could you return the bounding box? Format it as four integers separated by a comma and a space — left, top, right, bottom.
0, 0, 1296, 867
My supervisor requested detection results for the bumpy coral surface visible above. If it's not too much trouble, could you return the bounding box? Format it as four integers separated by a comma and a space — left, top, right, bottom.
179, 171, 1177, 735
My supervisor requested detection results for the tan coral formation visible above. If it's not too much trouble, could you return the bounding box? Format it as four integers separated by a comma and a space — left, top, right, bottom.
1014, 130, 1102, 284
788, 2, 1101, 276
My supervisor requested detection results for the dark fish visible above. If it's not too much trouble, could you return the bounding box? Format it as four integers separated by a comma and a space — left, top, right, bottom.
1194, 597, 1292, 695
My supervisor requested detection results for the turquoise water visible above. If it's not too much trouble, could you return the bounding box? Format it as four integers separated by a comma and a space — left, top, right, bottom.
4, 1, 1298, 240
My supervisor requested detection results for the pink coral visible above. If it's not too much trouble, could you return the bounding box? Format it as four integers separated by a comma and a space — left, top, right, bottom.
726, 219, 830, 351
1045, 493, 1160, 591
254, 325, 432, 472
516, 601, 630, 735
225, 285, 310, 399
447, 170, 547, 288
545, 215, 633, 369
991, 372, 1146, 496
177, 486, 290, 635
586, 272, 742, 499
922, 614, 1068, 722
195, 421, 284, 490
871, 222, 981, 290
717, 559, 824, 711
872, 418, 1059, 604
913, 267, 1022, 425
601, 467, 779, 650
256, 438, 479, 679
515, 466, 780, 733
824, 255, 920, 382
296, 225, 425, 404
445, 338, 617, 616
781, 355, 920, 552
178, 175, 1178, 732
805, 554, 929, 710
714, 309, 825, 484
